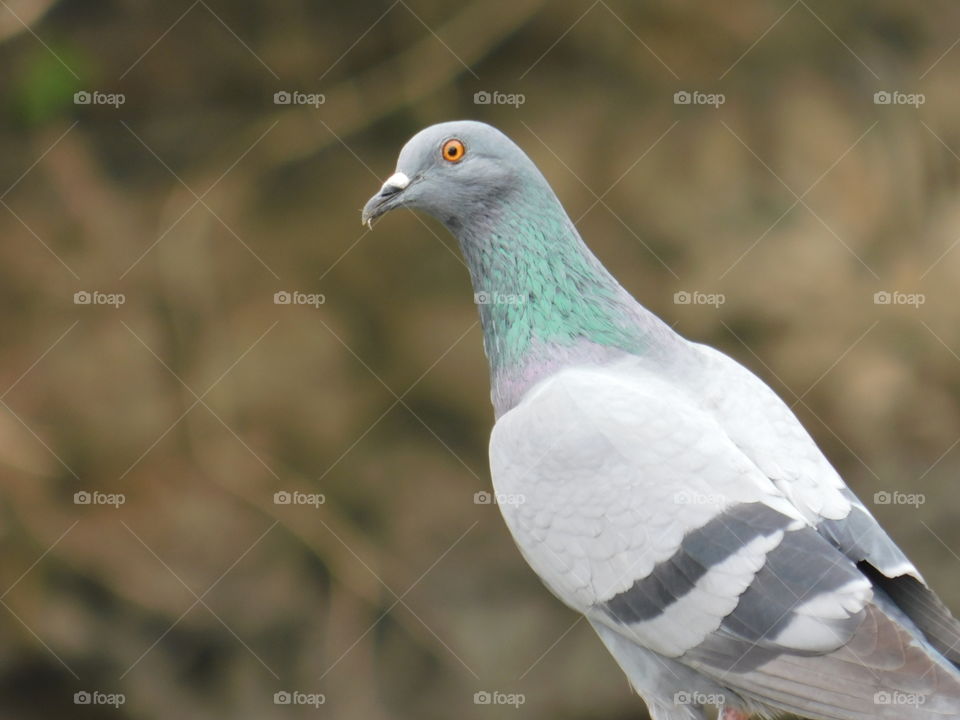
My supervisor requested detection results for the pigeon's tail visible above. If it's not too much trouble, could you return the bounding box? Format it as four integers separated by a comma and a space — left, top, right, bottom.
859, 562, 960, 671
688, 601, 960, 720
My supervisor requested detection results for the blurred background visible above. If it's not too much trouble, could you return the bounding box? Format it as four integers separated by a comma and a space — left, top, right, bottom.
2, 1, 960, 718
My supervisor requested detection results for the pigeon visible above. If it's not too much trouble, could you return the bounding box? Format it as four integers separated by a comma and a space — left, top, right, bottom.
361, 120, 960, 720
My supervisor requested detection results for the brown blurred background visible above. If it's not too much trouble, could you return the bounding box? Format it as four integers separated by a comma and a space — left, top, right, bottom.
2, 1, 960, 718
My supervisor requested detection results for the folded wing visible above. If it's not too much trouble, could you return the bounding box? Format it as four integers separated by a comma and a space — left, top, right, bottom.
490, 363, 960, 719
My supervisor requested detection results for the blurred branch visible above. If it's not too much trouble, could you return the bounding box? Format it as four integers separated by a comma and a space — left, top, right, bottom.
264, 0, 547, 163
192, 435, 462, 665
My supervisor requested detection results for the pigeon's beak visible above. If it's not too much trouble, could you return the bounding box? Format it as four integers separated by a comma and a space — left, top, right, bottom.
362, 171, 411, 228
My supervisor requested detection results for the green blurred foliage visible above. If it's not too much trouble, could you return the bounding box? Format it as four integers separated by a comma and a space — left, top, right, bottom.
11, 45, 85, 126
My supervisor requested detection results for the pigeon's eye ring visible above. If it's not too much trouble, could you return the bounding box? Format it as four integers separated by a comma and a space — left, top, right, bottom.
441, 138, 466, 163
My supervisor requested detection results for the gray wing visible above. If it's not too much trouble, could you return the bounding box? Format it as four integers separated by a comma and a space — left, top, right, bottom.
685, 602, 960, 720
492, 366, 960, 719
819, 492, 960, 667
692, 342, 960, 669
597, 499, 960, 720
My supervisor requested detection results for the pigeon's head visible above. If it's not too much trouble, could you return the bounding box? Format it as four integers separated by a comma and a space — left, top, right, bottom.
361, 120, 540, 231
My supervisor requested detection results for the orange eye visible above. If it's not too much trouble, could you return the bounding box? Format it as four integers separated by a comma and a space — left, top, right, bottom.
441, 138, 465, 162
